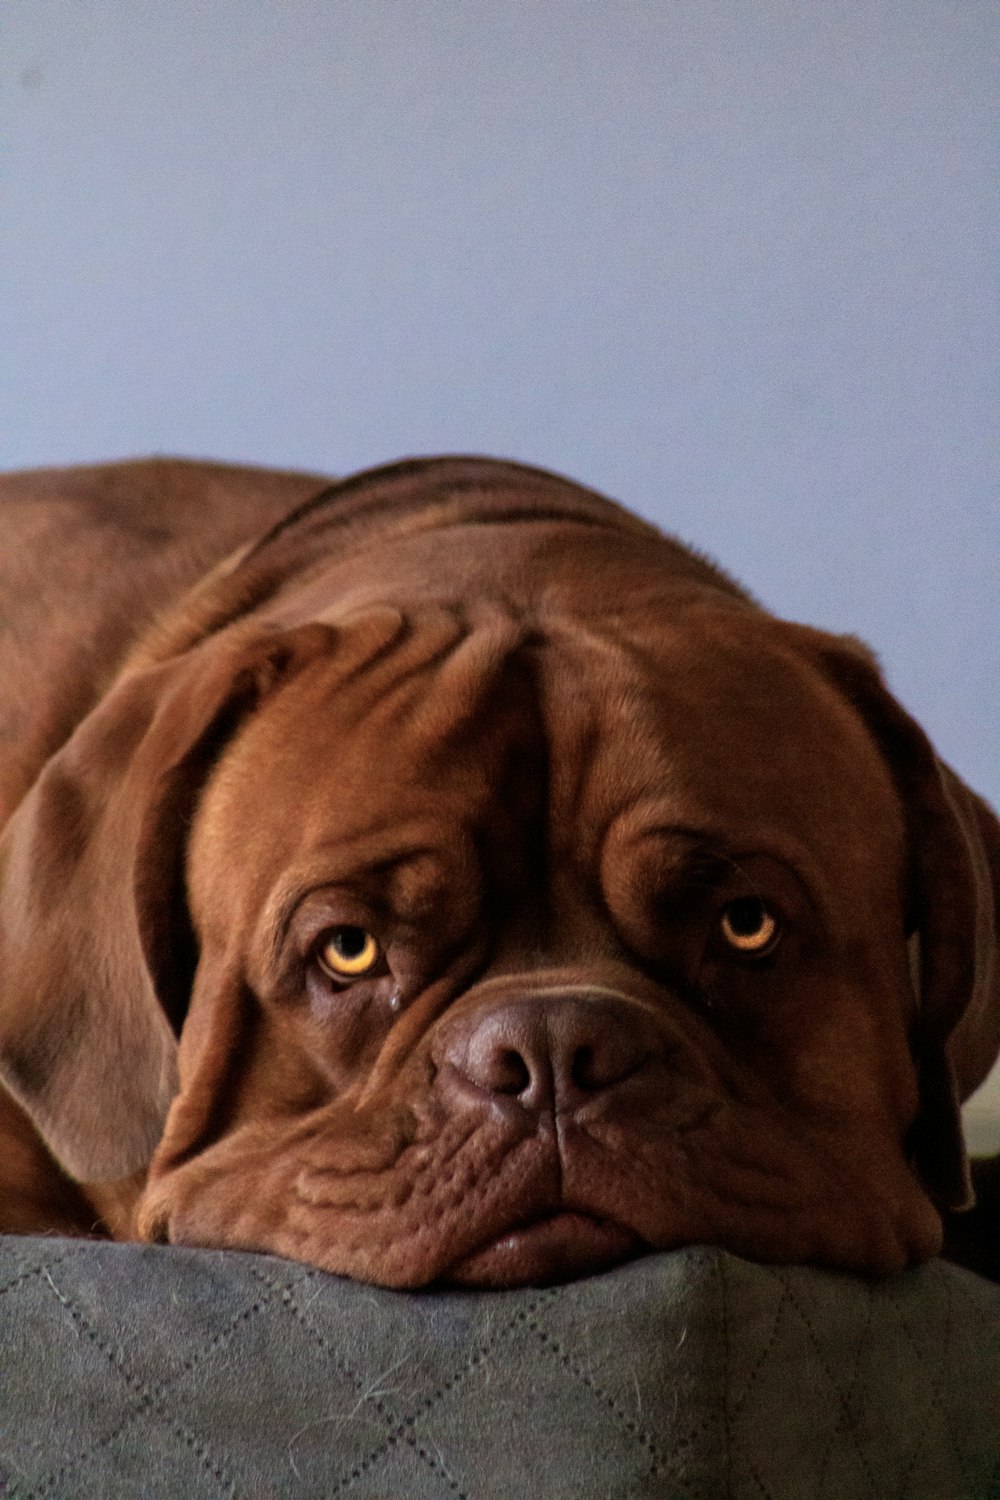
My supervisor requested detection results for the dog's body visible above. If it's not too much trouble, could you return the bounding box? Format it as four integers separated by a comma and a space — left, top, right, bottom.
0, 456, 997, 1287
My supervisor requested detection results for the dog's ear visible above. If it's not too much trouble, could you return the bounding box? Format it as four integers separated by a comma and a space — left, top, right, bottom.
807, 633, 1000, 1213
0, 622, 337, 1182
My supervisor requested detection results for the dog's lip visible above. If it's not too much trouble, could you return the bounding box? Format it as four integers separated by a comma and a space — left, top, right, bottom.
441, 1210, 645, 1289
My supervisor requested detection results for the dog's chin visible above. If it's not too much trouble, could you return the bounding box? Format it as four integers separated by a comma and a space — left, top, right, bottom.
441, 1211, 646, 1289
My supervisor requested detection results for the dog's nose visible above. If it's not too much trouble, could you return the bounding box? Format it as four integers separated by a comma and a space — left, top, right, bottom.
436, 993, 653, 1113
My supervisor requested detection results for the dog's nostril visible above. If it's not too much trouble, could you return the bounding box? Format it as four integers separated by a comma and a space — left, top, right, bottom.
438, 994, 656, 1111
492, 1048, 532, 1096
571, 1044, 597, 1090
570, 1039, 645, 1091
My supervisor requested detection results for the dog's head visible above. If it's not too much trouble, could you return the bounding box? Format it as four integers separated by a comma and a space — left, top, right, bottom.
1, 459, 997, 1287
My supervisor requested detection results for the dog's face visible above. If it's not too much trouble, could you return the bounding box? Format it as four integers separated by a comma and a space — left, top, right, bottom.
1, 467, 996, 1287
133, 517, 953, 1287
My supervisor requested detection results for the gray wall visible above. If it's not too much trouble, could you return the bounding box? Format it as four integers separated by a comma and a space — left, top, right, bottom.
5, 3, 998, 1120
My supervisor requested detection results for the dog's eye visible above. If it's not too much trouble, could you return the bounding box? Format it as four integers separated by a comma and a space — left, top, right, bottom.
719, 897, 780, 955
316, 926, 383, 980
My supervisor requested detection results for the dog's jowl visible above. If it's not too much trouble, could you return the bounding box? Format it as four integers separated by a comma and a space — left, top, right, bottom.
0, 456, 997, 1286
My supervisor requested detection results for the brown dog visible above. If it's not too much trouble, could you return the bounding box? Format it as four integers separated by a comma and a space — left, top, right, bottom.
0, 455, 997, 1288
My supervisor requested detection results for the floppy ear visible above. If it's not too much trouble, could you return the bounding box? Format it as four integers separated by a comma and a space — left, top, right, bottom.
808, 635, 1000, 1213
0, 622, 336, 1182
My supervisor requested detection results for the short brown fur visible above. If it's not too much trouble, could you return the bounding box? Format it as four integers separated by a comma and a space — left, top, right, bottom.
0, 456, 997, 1287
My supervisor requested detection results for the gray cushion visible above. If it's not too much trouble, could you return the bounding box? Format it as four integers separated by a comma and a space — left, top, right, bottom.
0, 1234, 997, 1499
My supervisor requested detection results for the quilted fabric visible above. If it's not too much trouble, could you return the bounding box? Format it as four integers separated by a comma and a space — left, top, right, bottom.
0, 1235, 997, 1500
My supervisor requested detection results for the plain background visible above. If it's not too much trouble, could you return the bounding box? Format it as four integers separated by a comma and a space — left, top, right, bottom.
4, 2, 998, 1128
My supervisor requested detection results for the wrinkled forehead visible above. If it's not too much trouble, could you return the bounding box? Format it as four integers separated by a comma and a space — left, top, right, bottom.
188, 603, 545, 906
543, 608, 903, 847
191, 598, 904, 911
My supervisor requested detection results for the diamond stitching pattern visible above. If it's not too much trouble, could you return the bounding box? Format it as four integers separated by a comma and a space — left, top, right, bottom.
888, 1265, 974, 1496
518, 1311, 669, 1479
814, 1273, 875, 1497
266, 1264, 557, 1497
0, 1245, 73, 1300
0, 1235, 997, 1500
717, 1256, 1000, 1500
19, 1251, 302, 1500
776, 1273, 880, 1500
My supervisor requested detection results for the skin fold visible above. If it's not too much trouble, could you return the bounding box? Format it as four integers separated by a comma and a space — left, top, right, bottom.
0, 456, 997, 1287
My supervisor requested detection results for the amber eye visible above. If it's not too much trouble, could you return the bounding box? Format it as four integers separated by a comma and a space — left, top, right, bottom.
719, 897, 780, 955
316, 926, 383, 980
